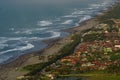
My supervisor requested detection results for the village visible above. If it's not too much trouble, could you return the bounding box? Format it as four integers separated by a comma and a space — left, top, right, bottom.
39, 19, 120, 80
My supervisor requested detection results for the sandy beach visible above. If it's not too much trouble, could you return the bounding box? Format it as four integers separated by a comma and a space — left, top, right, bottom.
0, 17, 99, 80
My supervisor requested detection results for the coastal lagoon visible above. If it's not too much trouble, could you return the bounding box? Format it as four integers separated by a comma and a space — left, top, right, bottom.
0, 0, 116, 63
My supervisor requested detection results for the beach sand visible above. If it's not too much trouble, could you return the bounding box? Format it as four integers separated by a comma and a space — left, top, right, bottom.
0, 18, 99, 80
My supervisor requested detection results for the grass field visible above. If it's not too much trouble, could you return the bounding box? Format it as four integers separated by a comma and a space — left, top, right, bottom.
59, 72, 120, 80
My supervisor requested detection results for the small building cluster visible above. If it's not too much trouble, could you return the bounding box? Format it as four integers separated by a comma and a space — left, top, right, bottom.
29, 19, 120, 79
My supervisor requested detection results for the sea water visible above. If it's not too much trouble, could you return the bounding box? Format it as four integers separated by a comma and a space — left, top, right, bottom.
0, 0, 116, 63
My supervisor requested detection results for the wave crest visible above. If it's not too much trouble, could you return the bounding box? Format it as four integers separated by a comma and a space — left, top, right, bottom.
61, 20, 73, 25
37, 20, 53, 26
0, 43, 34, 55
79, 15, 92, 23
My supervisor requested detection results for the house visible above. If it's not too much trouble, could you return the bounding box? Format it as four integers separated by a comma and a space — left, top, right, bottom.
105, 30, 109, 33
61, 56, 79, 65
46, 74, 55, 80
61, 58, 71, 62
115, 45, 120, 48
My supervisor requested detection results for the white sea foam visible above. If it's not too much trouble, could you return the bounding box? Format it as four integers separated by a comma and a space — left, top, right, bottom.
91, 4, 101, 8
35, 28, 47, 31
90, 4, 103, 10
0, 37, 22, 44
18, 43, 34, 51
0, 44, 8, 49
63, 15, 78, 18
38, 31, 61, 40
50, 31, 61, 38
15, 28, 47, 34
15, 30, 32, 34
0, 43, 34, 55
87, 7, 94, 10
0, 35, 56, 54
79, 15, 92, 23
0, 37, 8, 44
0, 37, 40, 44
61, 20, 73, 25
90, 0, 114, 10
63, 8, 93, 19
37, 20, 53, 26
72, 11, 85, 15
0, 37, 40, 54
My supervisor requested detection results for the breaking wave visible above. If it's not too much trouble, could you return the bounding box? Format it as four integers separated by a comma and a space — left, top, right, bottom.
37, 20, 53, 26
61, 20, 73, 25
14, 28, 47, 35
79, 15, 92, 23
0, 43, 34, 55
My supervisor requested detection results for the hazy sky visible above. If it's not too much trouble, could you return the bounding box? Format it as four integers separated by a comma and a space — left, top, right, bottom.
0, 0, 94, 6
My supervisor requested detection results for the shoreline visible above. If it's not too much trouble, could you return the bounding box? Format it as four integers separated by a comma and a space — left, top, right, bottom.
0, 0, 116, 66
0, 18, 97, 66
0, 18, 98, 80
0, 19, 98, 80
0, 17, 97, 66
0, 2, 117, 80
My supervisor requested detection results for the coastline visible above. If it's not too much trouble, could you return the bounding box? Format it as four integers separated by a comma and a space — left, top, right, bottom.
0, 2, 117, 80
0, 18, 99, 80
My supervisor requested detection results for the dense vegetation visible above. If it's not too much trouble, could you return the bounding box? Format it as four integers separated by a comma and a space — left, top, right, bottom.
83, 32, 105, 42
23, 34, 81, 76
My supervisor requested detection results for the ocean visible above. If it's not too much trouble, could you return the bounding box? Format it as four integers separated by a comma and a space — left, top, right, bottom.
0, 0, 116, 64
